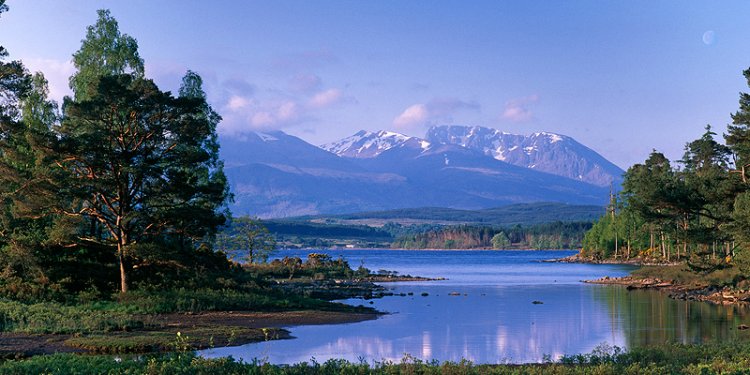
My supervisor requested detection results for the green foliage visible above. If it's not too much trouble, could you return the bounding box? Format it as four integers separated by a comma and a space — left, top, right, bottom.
64, 326, 285, 354
114, 288, 330, 314
582, 119, 750, 275
217, 217, 277, 263
0, 8, 230, 297
248, 253, 360, 281
0, 299, 145, 334
7, 342, 750, 374
393, 222, 591, 250
491, 232, 510, 249
69, 9, 144, 101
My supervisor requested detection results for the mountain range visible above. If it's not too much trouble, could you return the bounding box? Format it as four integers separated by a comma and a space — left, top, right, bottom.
220, 125, 624, 218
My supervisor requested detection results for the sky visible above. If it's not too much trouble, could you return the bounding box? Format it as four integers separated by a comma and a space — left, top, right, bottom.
2, 1, 750, 169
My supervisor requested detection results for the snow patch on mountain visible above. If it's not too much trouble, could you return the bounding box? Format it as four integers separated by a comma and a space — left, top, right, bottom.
321, 130, 431, 158
425, 125, 623, 187
257, 132, 279, 142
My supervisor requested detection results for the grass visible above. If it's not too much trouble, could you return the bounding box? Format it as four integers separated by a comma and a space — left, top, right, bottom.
4, 342, 750, 374
0, 286, 370, 336
64, 327, 288, 354
0, 299, 147, 334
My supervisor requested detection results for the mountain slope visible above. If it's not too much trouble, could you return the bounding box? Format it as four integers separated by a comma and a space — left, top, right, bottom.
425, 125, 624, 187
220, 130, 611, 218
220, 132, 419, 217
320, 130, 430, 158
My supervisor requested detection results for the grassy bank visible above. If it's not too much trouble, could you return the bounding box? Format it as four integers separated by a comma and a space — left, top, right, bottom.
2, 342, 750, 374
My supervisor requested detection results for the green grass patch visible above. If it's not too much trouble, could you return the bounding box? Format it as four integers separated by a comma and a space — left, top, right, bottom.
64, 327, 288, 354
6, 342, 750, 374
0, 286, 367, 336
0, 299, 147, 334
116, 288, 371, 314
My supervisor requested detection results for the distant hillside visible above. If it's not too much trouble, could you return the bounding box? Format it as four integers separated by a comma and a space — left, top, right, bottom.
258, 203, 600, 249
305, 202, 606, 226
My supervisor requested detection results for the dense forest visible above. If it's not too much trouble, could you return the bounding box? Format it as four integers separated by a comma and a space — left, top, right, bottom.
582, 67, 750, 274
392, 222, 592, 250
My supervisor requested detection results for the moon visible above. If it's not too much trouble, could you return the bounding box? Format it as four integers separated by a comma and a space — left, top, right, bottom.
702, 30, 716, 45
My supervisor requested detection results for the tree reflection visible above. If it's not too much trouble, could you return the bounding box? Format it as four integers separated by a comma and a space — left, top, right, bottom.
591, 286, 750, 347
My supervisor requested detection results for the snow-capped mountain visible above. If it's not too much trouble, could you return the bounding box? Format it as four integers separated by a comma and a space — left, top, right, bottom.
220, 129, 614, 218
320, 130, 431, 158
425, 125, 623, 187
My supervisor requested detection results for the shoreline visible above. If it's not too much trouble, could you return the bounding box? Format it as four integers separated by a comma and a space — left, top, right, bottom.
0, 310, 382, 358
279, 247, 579, 251
549, 253, 681, 266
584, 275, 750, 306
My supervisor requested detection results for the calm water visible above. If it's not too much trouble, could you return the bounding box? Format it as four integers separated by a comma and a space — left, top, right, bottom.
201, 250, 750, 364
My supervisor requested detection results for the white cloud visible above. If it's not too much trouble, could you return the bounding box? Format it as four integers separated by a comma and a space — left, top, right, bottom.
219, 98, 303, 135
21, 58, 75, 103
216, 66, 353, 136
227, 95, 251, 111
392, 97, 480, 130
502, 95, 539, 123
393, 104, 429, 129
308, 88, 342, 109
277, 101, 299, 121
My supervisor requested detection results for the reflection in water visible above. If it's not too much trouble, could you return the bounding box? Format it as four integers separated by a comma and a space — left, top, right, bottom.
200, 251, 750, 364
204, 284, 630, 363
592, 287, 750, 347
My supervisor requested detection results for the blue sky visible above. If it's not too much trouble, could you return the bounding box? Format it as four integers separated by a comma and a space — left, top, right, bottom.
2, 1, 749, 168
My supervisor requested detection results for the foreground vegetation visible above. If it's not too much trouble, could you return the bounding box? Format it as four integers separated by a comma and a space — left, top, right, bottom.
3, 342, 750, 374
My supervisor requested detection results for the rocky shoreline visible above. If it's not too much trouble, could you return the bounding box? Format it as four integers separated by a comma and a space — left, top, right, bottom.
274, 275, 444, 300
550, 253, 681, 266
585, 275, 750, 306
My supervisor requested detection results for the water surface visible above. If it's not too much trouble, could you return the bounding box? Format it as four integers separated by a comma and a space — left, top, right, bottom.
202, 250, 750, 364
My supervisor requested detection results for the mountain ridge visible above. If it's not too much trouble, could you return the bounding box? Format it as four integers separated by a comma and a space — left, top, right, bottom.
219, 126, 618, 218
321, 125, 623, 187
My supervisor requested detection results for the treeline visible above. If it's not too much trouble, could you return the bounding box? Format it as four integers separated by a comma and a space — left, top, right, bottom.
392, 222, 592, 250
266, 221, 393, 240
325, 202, 605, 226
582, 67, 750, 273
0, 8, 235, 301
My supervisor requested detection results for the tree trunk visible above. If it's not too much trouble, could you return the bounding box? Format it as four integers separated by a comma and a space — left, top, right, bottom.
627, 240, 631, 259
118, 245, 128, 293
118, 229, 129, 294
